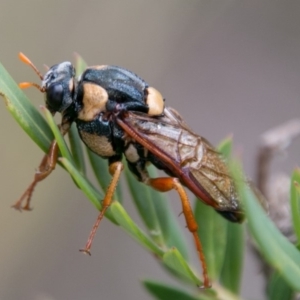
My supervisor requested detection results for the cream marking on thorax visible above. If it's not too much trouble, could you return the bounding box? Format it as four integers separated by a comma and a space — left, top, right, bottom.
146, 87, 164, 116
78, 83, 108, 121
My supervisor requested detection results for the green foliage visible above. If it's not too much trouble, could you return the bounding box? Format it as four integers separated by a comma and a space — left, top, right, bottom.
143, 280, 211, 300
194, 138, 244, 294
0, 63, 52, 151
290, 168, 300, 243
267, 271, 294, 300
232, 160, 300, 294
1, 57, 300, 300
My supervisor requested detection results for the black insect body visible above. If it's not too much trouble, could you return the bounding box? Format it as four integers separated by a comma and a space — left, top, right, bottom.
15, 53, 245, 288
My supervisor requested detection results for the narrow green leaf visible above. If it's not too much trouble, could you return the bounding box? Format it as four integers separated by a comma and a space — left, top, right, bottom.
143, 280, 210, 300
217, 136, 233, 159
143, 280, 246, 300
290, 168, 300, 243
59, 157, 102, 209
148, 165, 189, 259
59, 157, 118, 224
219, 223, 244, 294
232, 160, 300, 291
0, 63, 53, 151
267, 271, 294, 300
217, 137, 244, 292
124, 167, 166, 247
195, 136, 244, 284
85, 150, 107, 190
42, 106, 73, 162
110, 201, 164, 256
86, 149, 121, 201
294, 180, 300, 194
74, 53, 87, 74
125, 164, 188, 258
162, 248, 200, 285
68, 124, 86, 175
194, 201, 228, 280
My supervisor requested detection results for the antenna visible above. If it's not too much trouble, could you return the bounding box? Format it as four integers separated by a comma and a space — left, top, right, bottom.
18, 52, 45, 92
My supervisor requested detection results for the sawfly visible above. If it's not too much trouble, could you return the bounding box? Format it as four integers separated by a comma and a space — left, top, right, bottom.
14, 53, 244, 288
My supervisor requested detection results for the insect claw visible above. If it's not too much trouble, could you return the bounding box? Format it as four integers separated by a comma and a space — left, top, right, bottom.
197, 282, 212, 289
197, 275, 211, 289
11, 203, 23, 212
22, 204, 33, 211
11, 193, 30, 212
79, 248, 92, 256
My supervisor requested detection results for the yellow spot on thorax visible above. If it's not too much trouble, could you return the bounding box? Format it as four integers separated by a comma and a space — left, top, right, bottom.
78, 83, 108, 121
146, 87, 164, 116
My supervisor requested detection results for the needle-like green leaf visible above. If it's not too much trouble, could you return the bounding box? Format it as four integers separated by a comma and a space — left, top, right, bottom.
68, 123, 86, 175
0, 63, 53, 151
232, 160, 300, 291
195, 136, 244, 290
86, 149, 121, 202
74, 53, 87, 74
195, 201, 228, 280
217, 136, 233, 158
42, 106, 73, 162
219, 223, 244, 294
218, 137, 245, 294
147, 166, 188, 259
143, 280, 211, 300
59, 156, 118, 224
267, 271, 294, 300
125, 161, 188, 257
162, 248, 200, 285
125, 167, 165, 246
290, 168, 300, 243
110, 201, 164, 256
218, 137, 244, 293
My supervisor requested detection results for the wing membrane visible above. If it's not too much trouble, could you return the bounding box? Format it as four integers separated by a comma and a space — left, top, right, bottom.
117, 107, 243, 220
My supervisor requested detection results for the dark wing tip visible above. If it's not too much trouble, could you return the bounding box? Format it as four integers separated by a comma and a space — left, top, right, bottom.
216, 209, 245, 223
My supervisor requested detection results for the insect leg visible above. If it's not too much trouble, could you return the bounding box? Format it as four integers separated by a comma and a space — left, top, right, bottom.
147, 177, 210, 288
12, 140, 59, 211
80, 161, 124, 255
12, 117, 72, 211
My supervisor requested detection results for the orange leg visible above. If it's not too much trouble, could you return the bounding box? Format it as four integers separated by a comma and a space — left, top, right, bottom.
147, 177, 211, 289
80, 161, 124, 255
12, 140, 59, 211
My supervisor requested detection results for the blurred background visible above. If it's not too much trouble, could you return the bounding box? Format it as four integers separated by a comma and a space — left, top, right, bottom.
1, 1, 300, 299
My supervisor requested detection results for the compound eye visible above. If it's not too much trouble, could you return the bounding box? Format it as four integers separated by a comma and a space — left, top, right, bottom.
46, 83, 64, 112
49, 73, 57, 81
